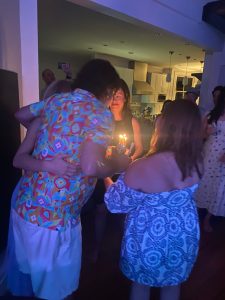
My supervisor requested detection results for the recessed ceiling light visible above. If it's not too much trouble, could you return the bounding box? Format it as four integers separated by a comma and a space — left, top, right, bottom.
154, 32, 162, 36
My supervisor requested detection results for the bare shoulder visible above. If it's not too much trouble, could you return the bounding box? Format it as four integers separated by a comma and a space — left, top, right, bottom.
131, 117, 140, 127
124, 153, 166, 190
124, 152, 199, 193
125, 153, 167, 175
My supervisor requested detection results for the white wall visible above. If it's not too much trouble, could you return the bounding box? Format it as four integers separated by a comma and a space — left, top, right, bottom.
39, 50, 91, 92
94, 52, 130, 68
19, 0, 39, 105
0, 0, 39, 107
68, 0, 224, 51
68, 0, 225, 113
0, 0, 21, 74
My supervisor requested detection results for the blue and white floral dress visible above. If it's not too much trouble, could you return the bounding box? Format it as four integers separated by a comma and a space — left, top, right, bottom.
104, 174, 199, 287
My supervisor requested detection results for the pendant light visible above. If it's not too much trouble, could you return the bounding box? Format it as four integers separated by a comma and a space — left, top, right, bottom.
166, 50, 174, 82
182, 56, 190, 86
200, 60, 204, 72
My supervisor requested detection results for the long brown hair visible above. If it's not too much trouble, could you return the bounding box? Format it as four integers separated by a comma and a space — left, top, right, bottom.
149, 100, 203, 180
118, 78, 133, 120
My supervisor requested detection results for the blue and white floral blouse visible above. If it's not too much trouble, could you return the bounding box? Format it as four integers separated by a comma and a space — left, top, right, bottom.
104, 174, 199, 287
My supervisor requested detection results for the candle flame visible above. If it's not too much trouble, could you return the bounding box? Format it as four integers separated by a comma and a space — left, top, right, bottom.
118, 133, 127, 146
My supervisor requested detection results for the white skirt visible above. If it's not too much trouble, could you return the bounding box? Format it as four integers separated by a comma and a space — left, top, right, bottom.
12, 209, 82, 300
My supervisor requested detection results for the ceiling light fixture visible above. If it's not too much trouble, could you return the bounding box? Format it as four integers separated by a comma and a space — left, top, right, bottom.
166, 50, 174, 83
182, 56, 190, 86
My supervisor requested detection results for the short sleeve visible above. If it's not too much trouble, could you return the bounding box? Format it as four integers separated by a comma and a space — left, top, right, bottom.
104, 174, 144, 213
29, 100, 45, 117
84, 104, 113, 148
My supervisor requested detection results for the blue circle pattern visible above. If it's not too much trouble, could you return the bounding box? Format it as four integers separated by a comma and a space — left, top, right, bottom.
105, 174, 200, 287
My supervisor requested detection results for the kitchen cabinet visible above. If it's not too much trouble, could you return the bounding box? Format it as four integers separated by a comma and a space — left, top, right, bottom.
115, 66, 133, 96
171, 72, 199, 100
152, 73, 169, 94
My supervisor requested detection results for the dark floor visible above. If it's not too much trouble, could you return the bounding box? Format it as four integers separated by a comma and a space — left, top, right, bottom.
4, 209, 225, 300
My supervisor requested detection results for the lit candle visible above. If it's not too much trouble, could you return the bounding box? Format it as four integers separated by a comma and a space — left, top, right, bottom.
118, 133, 127, 147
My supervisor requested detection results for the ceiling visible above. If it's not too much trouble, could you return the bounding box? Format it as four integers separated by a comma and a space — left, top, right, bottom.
38, 0, 206, 72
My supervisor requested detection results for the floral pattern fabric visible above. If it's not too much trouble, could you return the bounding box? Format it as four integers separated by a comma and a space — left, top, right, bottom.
14, 89, 113, 231
104, 174, 200, 286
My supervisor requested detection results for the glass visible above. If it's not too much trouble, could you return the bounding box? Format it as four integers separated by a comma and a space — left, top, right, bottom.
176, 77, 193, 91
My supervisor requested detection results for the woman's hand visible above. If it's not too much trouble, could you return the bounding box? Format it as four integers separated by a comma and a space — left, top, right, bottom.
110, 152, 132, 173
104, 177, 114, 189
43, 155, 78, 177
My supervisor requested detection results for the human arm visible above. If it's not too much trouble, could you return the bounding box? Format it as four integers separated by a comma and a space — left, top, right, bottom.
61, 63, 73, 80
14, 105, 36, 128
104, 174, 142, 213
104, 177, 114, 189
202, 114, 216, 140
13, 118, 77, 177
80, 140, 131, 178
14, 101, 45, 128
130, 117, 143, 161
79, 103, 132, 178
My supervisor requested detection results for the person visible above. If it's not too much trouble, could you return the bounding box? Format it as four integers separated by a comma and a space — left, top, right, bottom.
212, 85, 224, 106
40, 65, 72, 100
11, 59, 130, 300
184, 86, 200, 103
161, 99, 173, 114
104, 100, 203, 300
6, 118, 76, 297
90, 78, 143, 261
6, 78, 79, 297
154, 99, 173, 130
43, 79, 72, 100
109, 78, 143, 161
40, 68, 56, 99
195, 87, 225, 232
